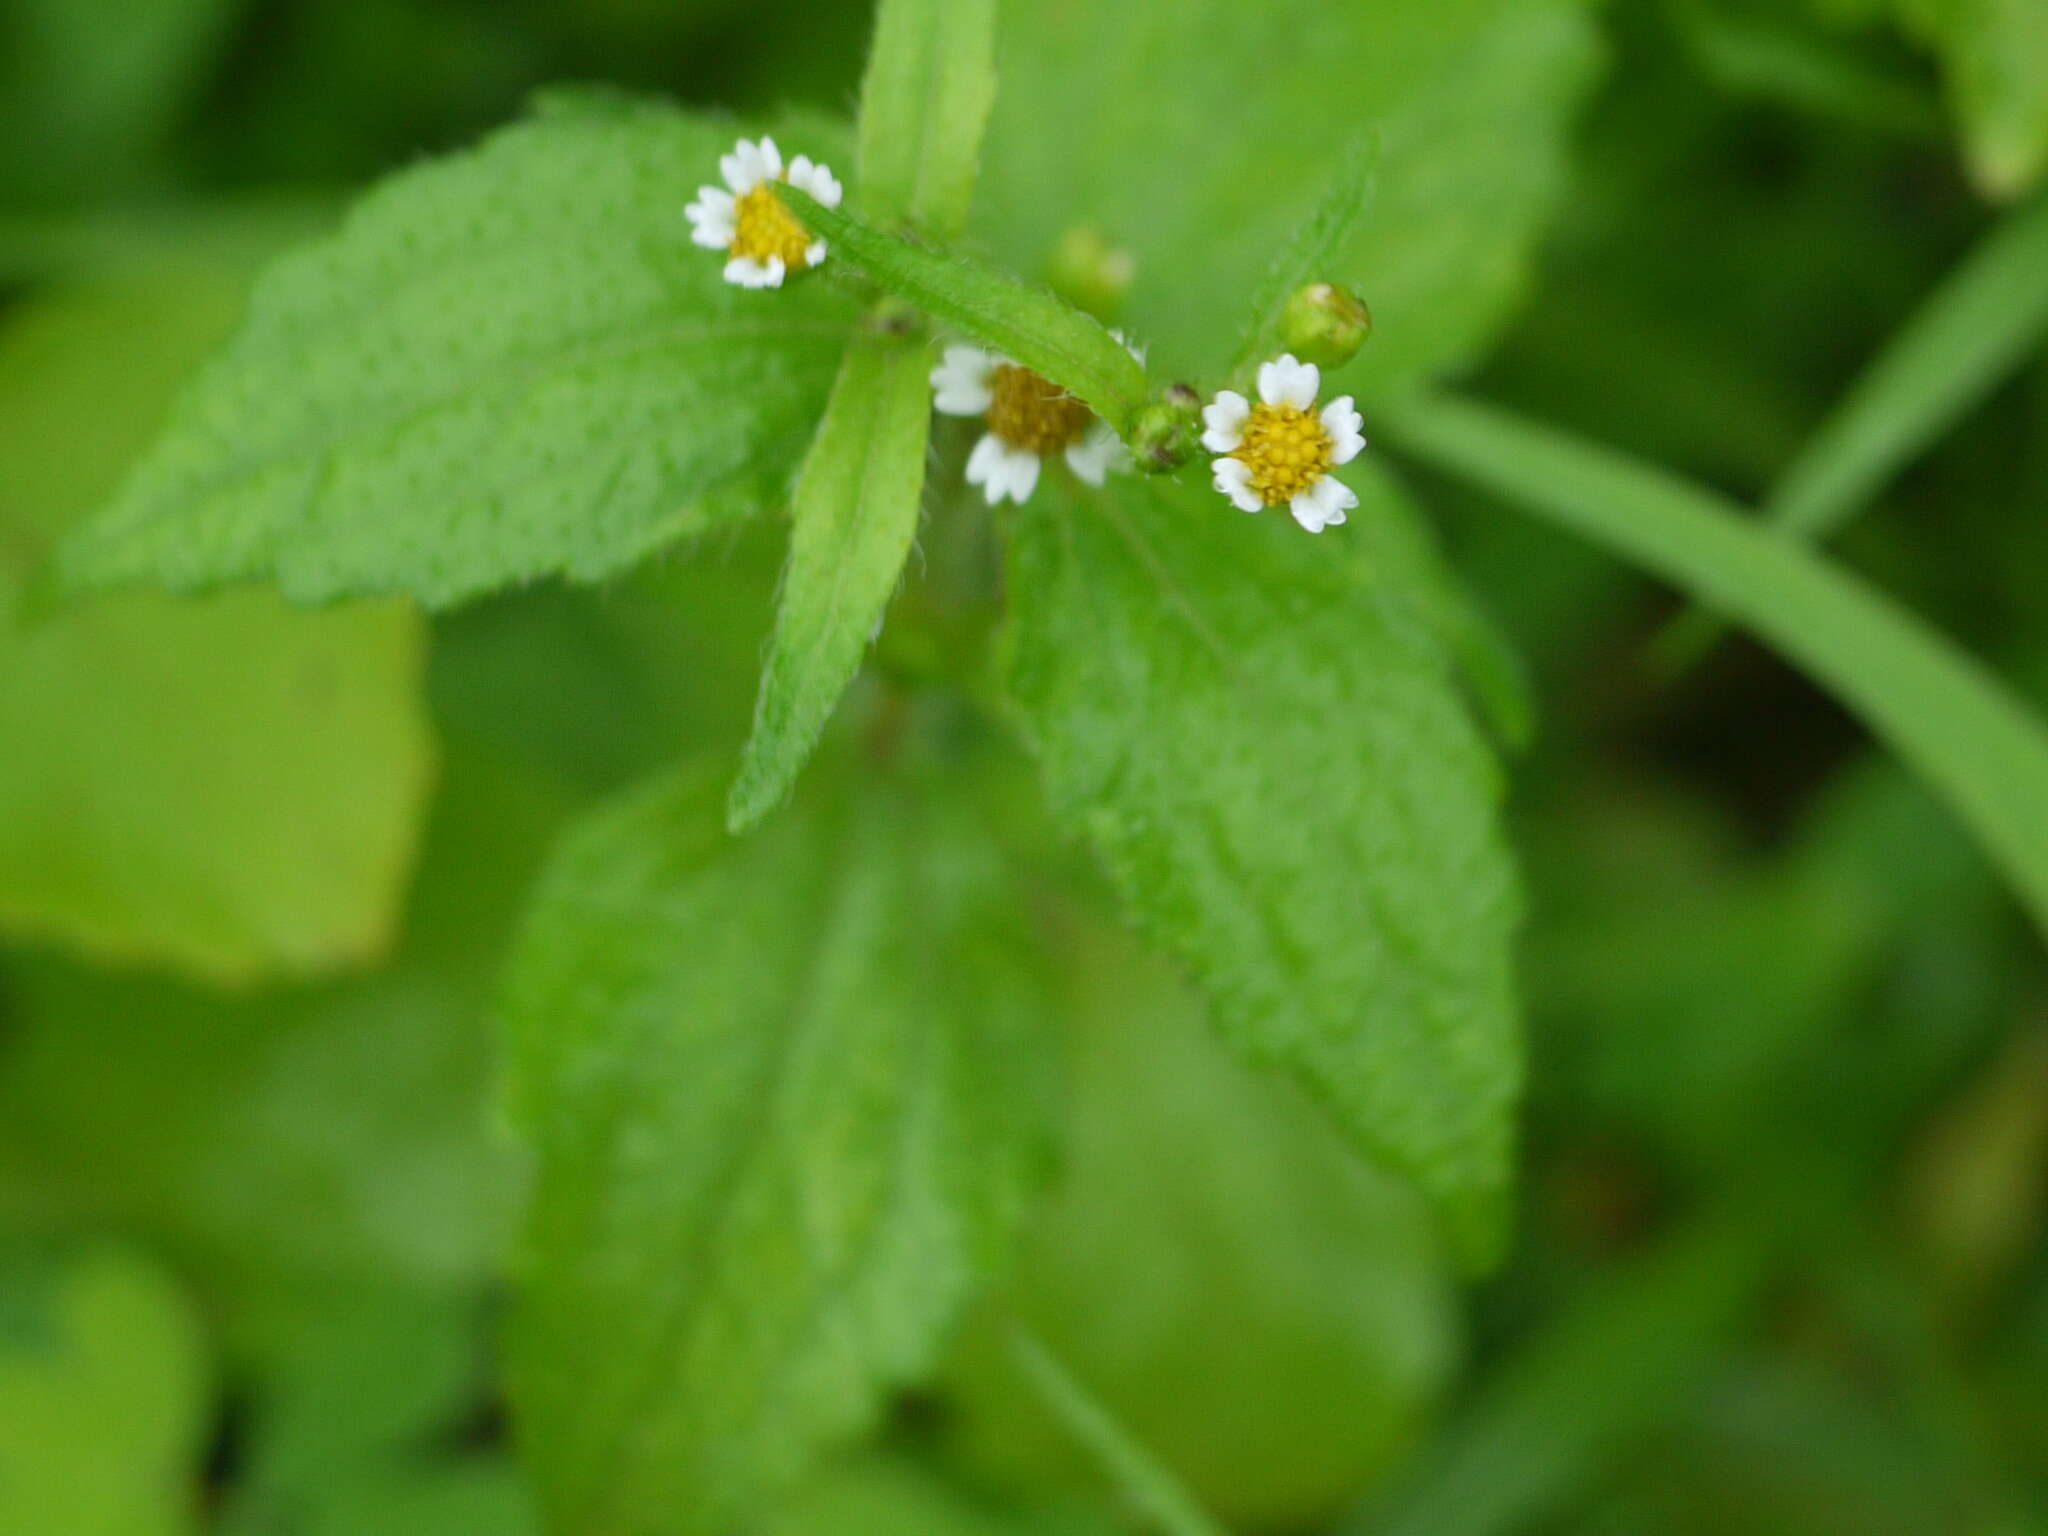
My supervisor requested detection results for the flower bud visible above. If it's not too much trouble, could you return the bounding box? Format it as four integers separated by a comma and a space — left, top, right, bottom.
1279, 283, 1372, 368
1128, 384, 1203, 474
1046, 226, 1136, 321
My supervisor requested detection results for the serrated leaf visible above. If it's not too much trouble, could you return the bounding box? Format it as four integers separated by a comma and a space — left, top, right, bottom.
975, 0, 1602, 395
54, 99, 858, 610
856, 0, 998, 239
0, 1246, 212, 1536
729, 331, 932, 830
1000, 470, 1521, 1267
0, 280, 433, 983
504, 762, 1054, 1535
783, 189, 1150, 433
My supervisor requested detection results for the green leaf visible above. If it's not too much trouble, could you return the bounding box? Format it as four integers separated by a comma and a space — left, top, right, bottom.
729, 331, 932, 831
504, 761, 1054, 1535
974, 0, 1603, 394
1233, 134, 1380, 375
0, 280, 433, 984
763, 1458, 1118, 1536
782, 189, 1150, 432
0, 1245, 212, 1536
1000, 469, 1521, 1266
1658, 188, 2048, 668
1895, 0, 2048, 196
1380, 392, 2048, 944
856, 0, 998, 239
54, 99, 859, 610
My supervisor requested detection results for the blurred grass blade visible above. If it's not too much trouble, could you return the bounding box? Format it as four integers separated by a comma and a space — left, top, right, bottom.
856, 0, 996, 239
1382, 392, 2048, 944
1656, 188, 2048, 669
1008, 1330, 1231, 1536
1352, 1212, 1773, 1536
1233, 132, 1379, 375
729, 329, 932, 831
786, 189, 1150, 432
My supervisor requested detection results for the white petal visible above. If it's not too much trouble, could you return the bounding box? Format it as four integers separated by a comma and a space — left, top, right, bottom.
1201, 390, 1250, 453
805, 239, 828, 268
787, 154, 818, 193
1065, 423, 1127, 486
1211, 457, 1264, 514
965, 432, 1006, 493
756, 136, 783, 179
720, 138, 763, 193
998, 445, 1043, 504
1321, 395, 1366, 465
723, 254, 786, 289
1290, 474, 1358, 533
1111, 328, 1149, 366
1257, 353, 1320, 410
931, 345, 996, 416
685, 190, 736, 249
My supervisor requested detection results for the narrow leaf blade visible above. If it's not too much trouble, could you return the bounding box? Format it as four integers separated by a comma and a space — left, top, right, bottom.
857, 0, 998, 239
1233, 134, 1380, 375
1382, 392, 2048, 943
784, 189, 1149, 432
729, 332, 933, 831
1001, 470, 1522, 1266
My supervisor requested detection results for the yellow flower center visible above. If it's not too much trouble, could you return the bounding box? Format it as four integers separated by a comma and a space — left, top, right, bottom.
1232, 403, 1333, 506
986, 364, 1093, 457
731, 180, 817, 271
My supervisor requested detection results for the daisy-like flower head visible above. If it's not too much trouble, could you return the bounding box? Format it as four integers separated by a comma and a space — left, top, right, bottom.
930, 338, 1141, 506
1202, 354, 1366, 533
685, 136, 843, 290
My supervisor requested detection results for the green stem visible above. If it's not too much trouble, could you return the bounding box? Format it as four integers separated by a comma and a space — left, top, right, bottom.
1009, 1328, 1232, 1536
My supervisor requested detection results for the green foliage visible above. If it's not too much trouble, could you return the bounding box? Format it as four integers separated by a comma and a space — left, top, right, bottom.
855, 0, 997, 239
54, 101, 859, 609
1382, 392, 2048, 944
1001, 469, 1520, 1265
730, 331, 932, 829
0, 1245, 212, 1536
503, 762, 1054, 1534
1233, 135, 1380, 376
942, 936, 1456, 1531
784, 190, 1151, 433
0, 280, 432, 983
1895, 0, 2048, 195
976, 0, 1603, 393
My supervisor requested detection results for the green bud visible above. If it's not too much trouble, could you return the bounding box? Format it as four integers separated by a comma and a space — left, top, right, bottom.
1279, 282, 1372, 368
1046, 226, 1137, 321
1129, 384, 1203, 475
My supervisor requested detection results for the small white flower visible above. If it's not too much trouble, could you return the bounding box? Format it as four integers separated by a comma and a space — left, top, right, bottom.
1203, 353, 1364, 533
932, 336, 1143, 506
685, 136, 842, 290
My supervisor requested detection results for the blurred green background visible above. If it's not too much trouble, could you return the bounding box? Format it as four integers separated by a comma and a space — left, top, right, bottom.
2, 0, 2046, 1531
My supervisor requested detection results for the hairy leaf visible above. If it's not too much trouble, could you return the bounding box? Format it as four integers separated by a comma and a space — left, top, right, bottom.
1001, 471, 1521, 1266
505, 763, 1053, 1535
0, 281, 432, 983
784, 189, 1150, 432
729, 331, 932, 831
54, 100, 858, 609
856, 0, 998, 238
977, 0, 1603, 394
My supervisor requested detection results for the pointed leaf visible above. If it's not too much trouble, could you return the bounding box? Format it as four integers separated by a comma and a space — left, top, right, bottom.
729, 331, 932, 830
54, 100, 857, 610
1001, 471, 1521, 1266
857, 0, 998, 239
